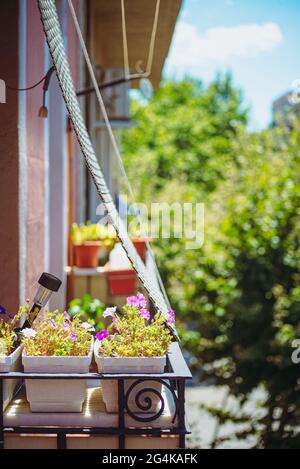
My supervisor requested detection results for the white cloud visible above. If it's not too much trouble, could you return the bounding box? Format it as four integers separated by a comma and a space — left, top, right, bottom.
167, 21, 283, 67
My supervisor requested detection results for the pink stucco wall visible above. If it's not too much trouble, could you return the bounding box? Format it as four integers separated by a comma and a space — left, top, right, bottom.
67, 0, 80, 224
24, 0, 79, 304
0, 1, 20, 313
0, 0, 80, 312
25, 0, 46, 302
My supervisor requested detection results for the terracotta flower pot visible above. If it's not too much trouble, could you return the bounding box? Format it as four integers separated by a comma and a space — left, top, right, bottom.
106, 268, 137, 296
132, 238, 148, 262
74, 242, 101, 268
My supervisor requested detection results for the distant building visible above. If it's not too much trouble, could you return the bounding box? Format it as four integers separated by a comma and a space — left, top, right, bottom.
272, 90, 300, 127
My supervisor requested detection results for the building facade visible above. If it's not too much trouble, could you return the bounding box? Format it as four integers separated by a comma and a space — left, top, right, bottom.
0, 0, 181, 313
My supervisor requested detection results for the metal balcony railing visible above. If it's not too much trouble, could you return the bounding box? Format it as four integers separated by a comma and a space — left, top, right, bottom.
0, 342, 191, 450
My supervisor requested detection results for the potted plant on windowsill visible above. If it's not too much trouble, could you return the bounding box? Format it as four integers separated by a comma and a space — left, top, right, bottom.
0, 303, 29, 410
128, 224, 150, 262
94, 293, 175, 413
21, 310, 94, 412
105, 243, 137, 296
72, 222, 102, 268
131, 237, 148, 262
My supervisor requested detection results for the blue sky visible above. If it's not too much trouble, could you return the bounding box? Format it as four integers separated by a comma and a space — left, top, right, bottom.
164, 0, 300, 129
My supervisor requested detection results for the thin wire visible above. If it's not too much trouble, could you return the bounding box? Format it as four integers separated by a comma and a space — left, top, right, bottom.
6, 71, 49, 91
145, 0, 160, 74
67, 0, 134, 202
121, 0, 130, 78
67, 0, 171, 309
121, 0, 160, 79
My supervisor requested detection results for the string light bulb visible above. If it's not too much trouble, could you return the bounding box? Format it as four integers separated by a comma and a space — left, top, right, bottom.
38, 66, 55, 118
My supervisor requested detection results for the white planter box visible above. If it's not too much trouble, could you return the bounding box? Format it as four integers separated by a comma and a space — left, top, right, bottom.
0, 345, 22, 410
94, 341, 166, 413
22, 339, 93, 413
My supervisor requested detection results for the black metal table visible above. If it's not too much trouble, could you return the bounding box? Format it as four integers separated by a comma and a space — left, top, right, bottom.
0, 343, 191, 450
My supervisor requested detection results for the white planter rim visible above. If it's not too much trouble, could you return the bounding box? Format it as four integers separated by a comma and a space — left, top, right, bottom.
94, 340, 167, 360
22, 338, 93, 373
94, 340, 167, 374
0, 345, 22, 371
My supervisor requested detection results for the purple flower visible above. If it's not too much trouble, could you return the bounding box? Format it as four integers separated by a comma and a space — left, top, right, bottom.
0, 305, 6, 315
62, 321, 70, 331
95, 329, 109, 341
168, 309, 176, 324
64, 311, 71, 322
70, 332, 76, 341
140, 308, 150, 321
8, 314, 14, 321
50, 318, 58, 329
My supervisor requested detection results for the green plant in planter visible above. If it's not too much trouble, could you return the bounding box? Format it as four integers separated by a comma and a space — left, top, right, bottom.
21, 310, 93, 356
96, 293, 174, 357
71, 222, 102, 244
101, 224, 118, 251
0, 303, 30, 356
69, 294, 105, 331
71, 222, 117, 249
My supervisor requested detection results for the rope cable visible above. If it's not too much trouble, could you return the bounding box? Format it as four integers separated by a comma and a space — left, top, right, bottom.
37, 0, 176, 332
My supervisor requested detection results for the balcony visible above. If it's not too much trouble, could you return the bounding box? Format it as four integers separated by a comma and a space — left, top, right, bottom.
0, 342, 191, 449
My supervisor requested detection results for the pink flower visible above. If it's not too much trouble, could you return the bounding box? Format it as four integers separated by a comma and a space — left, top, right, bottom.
140, 308, 150, 321
136, 292, 147, 308
168, 309, 176, 324
96, 329, 109, 341
127, 292, 147, 308
127, 296, 140, 307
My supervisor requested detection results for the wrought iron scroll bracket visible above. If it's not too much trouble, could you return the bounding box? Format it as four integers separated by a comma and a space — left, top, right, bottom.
124, 378, 179, 424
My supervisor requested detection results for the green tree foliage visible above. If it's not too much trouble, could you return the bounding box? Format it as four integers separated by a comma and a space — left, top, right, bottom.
122, 76, 300, 448
123, 74, 247, 197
